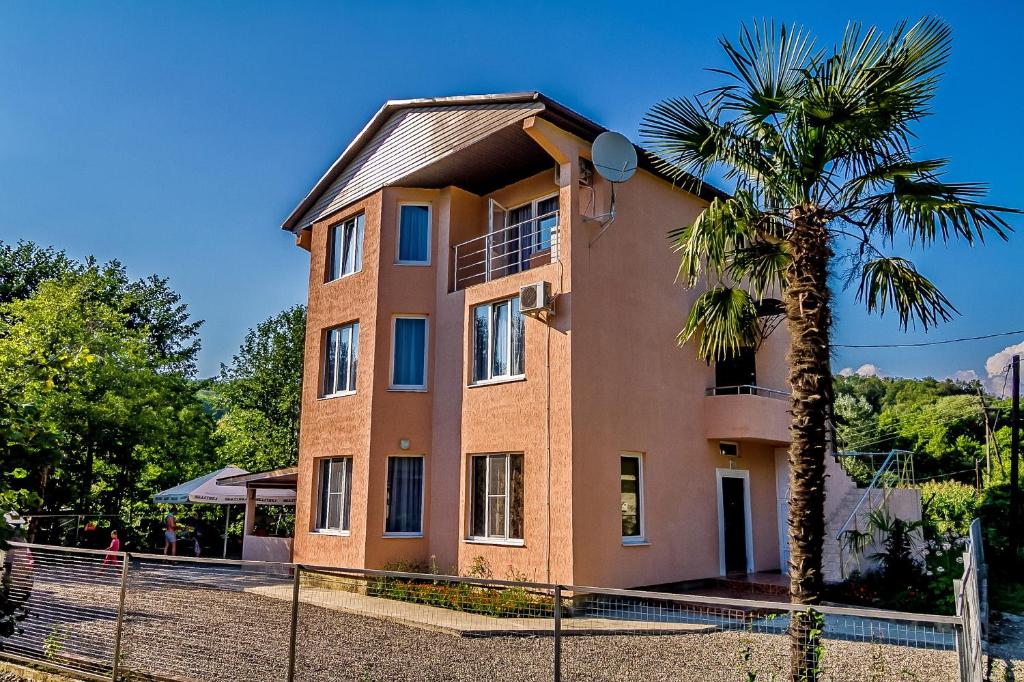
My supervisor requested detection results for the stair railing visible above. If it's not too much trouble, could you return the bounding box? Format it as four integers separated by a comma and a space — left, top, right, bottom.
834, 449, 914, 542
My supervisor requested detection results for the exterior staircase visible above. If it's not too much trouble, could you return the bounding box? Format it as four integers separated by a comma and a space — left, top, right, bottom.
822, 450, 922, 583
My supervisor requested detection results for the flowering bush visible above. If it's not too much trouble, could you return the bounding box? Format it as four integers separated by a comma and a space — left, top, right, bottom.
370, 556, 554, 618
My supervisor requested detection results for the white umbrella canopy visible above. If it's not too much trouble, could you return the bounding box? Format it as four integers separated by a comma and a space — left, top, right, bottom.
153, 466, 296, 505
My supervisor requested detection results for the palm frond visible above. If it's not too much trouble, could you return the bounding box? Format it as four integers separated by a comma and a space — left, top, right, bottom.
679, 286, 761, 362
856, 257, 956, 329
641, 98, 777, 189
726, 241, 790, 298
856, 174, 1017, 245
838, 157, 946, 204
712, 20, 818, 122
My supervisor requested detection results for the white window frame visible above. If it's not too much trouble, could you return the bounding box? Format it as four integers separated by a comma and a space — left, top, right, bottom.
507, 193, 560, 255
383, 454, 425, 537
321, 322, 359, 398
715, 468, 755, 575
470, 297, 525, 385
466, 453, 525, 546
395, 202, 432, 266
314, 456, 352, 535
389, 315, 429, 391
620, 453, 647, 545
326, 213, 364, 282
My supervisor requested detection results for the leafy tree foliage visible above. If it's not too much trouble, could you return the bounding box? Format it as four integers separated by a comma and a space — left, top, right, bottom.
0, 242, 217, 551
214, 305, 306, 472
834, 374, 1000, 484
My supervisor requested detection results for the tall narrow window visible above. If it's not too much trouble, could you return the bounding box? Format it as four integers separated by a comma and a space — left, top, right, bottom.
472, 298, 525, 383
397, 204, 430, 265
470, 453, 524, 541
327, 214, 365, 281
316, 457, 353, 532
323, 322, 359, 396
620, 455, 644, 541
385, 456, 424, 535
391, 316, 427, 390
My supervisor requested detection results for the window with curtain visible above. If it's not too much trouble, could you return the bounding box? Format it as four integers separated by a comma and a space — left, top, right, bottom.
621, 455, 644, 540
385, 456, 424, 534
323, 322, 359, 396
391, 316, 427, 389
472, 298, 525, 383
470, 453, 524, 541
506, 195, 558, 272
397, 204, 430, 264
326, 214, 365, 281
316, 457, 353, 532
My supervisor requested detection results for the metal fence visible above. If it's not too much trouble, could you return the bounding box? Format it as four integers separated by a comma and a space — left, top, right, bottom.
1, 541, 984, 681
954, 518, 988, 682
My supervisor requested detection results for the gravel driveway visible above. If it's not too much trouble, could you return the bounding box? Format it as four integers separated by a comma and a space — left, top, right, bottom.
6, 556, 963, 681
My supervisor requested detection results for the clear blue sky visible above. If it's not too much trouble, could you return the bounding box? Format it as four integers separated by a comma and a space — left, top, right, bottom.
1, 1, 1021, 382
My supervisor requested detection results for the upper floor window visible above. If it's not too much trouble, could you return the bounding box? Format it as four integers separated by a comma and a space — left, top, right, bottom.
323, 322, 359, 396
327, 214, 365, 281
714, 347, 756, 392
397, 204, 430, 265
391, 316, 428, 390
507, 194, 559, 256
472, 298, 524, 384
316, 457, 353, 533
385, 456, 424, 535
470, 453, 524, 542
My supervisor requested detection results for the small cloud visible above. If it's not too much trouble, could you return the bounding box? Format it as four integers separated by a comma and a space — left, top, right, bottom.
950, 369, 979, 383
838, 364, 884, 378
984, 340, 1024, 396
854, 363, 883, 378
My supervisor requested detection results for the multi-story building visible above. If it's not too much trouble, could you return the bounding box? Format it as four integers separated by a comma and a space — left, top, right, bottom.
279, 92, 892, 588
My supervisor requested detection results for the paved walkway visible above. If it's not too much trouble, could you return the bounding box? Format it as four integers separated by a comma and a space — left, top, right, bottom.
246, 584, 718, 637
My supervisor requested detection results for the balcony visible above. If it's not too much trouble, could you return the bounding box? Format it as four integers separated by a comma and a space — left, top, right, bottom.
704, 385, 791, 445
452, 209, 559, 291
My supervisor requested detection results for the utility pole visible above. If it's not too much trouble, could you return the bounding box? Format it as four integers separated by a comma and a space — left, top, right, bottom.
1011, 354, 1020, 566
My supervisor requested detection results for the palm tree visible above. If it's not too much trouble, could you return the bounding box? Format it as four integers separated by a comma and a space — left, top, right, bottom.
641, 18, 1017, 680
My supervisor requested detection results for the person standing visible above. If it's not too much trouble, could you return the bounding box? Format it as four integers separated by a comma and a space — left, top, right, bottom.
163, 509, 176, 555
102, 530, 121, 569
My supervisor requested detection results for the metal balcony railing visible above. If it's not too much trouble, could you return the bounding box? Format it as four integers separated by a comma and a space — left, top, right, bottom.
704, 385, 790, 399
452, 210, 559, 291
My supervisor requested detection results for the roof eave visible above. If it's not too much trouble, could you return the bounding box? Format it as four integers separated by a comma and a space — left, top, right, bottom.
280, 91, 727, 231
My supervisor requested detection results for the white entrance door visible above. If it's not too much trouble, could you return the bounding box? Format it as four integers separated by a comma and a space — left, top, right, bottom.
716, 468, 754, 575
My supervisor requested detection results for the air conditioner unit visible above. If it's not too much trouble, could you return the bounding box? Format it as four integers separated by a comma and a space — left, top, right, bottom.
520, 281, 553, 314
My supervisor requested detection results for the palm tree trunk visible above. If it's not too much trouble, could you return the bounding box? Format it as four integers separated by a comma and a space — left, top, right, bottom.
784, 213, 832, 681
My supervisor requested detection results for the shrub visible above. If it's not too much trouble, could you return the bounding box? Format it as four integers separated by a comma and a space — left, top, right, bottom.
919, 481, 979, 538
368, 556, 553, 618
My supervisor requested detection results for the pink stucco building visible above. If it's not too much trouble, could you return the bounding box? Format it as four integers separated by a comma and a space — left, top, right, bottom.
279, 92, 893, 588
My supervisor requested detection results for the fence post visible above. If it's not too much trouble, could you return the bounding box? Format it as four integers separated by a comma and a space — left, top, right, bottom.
553, 584, 561, 682
286, 564, 301, 682
110, 553, 130, 681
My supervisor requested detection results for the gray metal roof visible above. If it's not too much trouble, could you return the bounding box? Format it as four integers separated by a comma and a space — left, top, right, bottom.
281, 92, 726, 232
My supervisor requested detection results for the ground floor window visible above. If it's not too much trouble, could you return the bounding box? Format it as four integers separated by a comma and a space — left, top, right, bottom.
470, 453, 524, 541
385, 456, 424, 535
620, 454, 644, 541
316, 457, 352, 532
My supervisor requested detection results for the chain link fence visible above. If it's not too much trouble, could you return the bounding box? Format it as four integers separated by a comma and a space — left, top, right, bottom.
1, 541, 982, 681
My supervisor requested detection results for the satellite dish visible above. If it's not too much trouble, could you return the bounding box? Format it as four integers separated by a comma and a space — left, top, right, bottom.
591, 131, 637, 183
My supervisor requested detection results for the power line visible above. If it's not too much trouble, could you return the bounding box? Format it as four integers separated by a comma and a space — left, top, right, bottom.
833, 329, 1024, 349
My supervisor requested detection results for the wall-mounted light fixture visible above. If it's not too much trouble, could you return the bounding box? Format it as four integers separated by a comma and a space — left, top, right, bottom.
399, 438, 410, 451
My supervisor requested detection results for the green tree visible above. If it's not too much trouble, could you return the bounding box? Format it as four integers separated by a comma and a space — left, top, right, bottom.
641, 18, 1017, 678
0, 266, 218, 547
215, 305, 306, 472
0, 241, 78, 306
